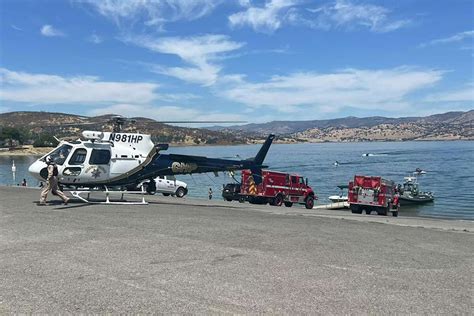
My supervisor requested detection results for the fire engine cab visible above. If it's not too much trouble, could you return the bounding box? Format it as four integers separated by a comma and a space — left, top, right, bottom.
348, 175, 400, 217
239, 170, 317, 209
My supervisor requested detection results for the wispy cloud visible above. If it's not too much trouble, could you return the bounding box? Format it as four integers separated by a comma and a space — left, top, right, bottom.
80, 0, 222, 28
88, 104, 245, 122
420, 30, 474, 48
306, 0, 411, 33
228, 0, 410, 33
424, 83, 474, 102
124, 34, 245, 86
40, 24, 66, 37
0, 68, 158, 105
229, 0, 297, 33
11, 24, 22, 31
217, 67, 443, 113
87, 33, 103, 44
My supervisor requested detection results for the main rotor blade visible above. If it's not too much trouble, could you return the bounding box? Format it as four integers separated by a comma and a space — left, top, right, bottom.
155, 121, 247, 124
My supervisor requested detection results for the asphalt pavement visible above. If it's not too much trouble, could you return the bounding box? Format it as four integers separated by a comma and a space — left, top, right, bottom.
0, 186, 472, 314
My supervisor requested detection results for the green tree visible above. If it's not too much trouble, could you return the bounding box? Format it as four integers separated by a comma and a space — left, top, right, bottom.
33, 134, 58, 147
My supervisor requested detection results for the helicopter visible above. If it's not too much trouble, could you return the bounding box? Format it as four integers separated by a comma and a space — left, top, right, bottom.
28, 116, 275, 195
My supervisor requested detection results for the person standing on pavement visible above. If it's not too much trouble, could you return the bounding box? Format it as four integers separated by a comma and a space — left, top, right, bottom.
208, 187, 213, 200
39, 156, 69, 205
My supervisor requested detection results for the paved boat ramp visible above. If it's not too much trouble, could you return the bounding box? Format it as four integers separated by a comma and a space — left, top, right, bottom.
0, 186, 472, 314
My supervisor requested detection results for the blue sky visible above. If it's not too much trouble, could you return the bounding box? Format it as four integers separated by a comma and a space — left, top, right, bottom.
0, 0, 473, 123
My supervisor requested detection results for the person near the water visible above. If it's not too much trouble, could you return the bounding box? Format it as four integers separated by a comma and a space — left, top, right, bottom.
39, 156, 69, 205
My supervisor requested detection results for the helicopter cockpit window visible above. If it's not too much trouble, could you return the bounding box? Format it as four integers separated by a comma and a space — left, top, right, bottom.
90, 149, 111, 165
69, 148, 87, 165
46, 144, 72, 165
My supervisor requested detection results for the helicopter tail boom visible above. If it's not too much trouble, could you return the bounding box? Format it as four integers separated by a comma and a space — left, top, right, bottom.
251, 134, 275, 166
132, 134, 275, 182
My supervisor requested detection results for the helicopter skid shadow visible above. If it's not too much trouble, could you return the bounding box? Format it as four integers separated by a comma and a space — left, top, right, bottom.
34, 200, 94, 210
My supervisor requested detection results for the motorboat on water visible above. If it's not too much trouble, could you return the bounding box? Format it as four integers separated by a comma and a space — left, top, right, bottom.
397, 174, 434, 205
328, 184, 349, 203
317, 185, 349, 210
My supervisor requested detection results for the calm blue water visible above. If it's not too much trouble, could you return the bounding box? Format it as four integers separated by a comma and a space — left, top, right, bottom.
0, 141, 473, 220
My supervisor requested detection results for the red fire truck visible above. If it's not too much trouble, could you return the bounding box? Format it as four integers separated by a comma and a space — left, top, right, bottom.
348, 175, 400, 217
239, 170, 317, 209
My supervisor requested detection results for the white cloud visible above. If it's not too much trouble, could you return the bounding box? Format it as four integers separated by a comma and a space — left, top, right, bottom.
307, 0, 411, 33
40, 24, 65, 37
0, 68, 159, 105
126, 34, 244, 86
81, 0, 221, 27
88, 104, 245, 123
11, 25, 22, 31
217, 67, 443, 113
229, 0, 297, 33
228, 0, 410, 33
424, 83, 474, 102
420, 30, 474, 48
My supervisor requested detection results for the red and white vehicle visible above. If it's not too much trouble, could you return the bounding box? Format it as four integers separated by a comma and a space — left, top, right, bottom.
348, 175, 400, 217
240, 170, 317, 209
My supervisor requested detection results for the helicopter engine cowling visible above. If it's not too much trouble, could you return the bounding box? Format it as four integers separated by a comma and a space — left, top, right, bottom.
83, 131, 104, 141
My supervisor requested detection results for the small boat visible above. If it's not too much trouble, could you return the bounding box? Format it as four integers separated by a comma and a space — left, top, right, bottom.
328, 185, 349, 203
398, 175, 434, 205
415, 168, 427, 175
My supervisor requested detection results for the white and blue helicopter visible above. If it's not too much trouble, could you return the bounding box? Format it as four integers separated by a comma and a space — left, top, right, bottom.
28, 117, 275, 202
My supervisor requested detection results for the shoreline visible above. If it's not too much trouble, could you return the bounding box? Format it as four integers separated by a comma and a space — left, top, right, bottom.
2, 185, 473, 226
1, 138, 472, 156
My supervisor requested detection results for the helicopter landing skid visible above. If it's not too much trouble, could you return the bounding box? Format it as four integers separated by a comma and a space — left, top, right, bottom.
67, 186, 148, 205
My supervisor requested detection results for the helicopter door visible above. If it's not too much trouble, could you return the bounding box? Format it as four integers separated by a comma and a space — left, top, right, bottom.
62, 148, 88, 180
87, 149, 111, 182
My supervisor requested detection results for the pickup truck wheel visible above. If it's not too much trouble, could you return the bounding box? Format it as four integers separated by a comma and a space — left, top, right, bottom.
144, 183, 156, 195
162, 193, 170, 196
175, 187, 186, 198
305, 196, 314, 209
284, 201, 293, 207
239, 196, 245, 203
272, 194, 283, 206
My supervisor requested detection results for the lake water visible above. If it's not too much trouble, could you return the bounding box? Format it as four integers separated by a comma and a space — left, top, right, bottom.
1, 141, 473, 220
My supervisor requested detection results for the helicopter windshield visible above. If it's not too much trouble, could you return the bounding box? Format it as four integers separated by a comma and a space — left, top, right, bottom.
47, 144, 72, 165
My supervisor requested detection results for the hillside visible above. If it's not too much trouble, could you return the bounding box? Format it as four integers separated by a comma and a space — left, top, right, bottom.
0, 112, 251, 146
216, 110, 474, 141
1, 110, 472, 146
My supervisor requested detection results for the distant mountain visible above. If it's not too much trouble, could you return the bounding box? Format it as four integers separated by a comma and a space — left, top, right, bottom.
1, 110, 472, 145
213, 110, 473, 141
217, 111, 470, 134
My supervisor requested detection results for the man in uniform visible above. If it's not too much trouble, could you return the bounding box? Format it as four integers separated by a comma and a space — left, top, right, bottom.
39, 156, 70, 205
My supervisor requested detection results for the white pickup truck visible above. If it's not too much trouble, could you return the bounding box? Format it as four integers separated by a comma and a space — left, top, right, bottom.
133, 175, 188, 197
